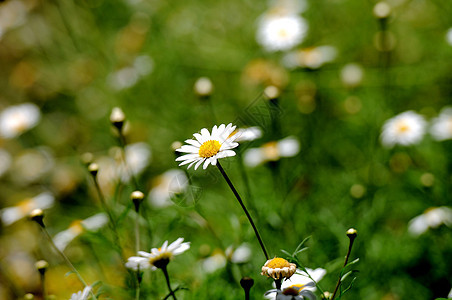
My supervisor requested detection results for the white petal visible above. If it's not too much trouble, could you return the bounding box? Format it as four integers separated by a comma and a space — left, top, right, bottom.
194, 159, 205, 170
168, 238, 184, 251
203, 159, 211, 169
138, 251, 152, 258
176, 153, 200, 162
184, 139, 201, 147
193, 133, 204, 144
200, 128, 211, 140
178, 158, 198, 166
173, 242, 190, 255
176, 145, 199, 154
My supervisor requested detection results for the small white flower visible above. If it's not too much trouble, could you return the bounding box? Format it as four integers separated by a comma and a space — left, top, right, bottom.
243, 136, 300, 167
0, 103, 41, 139
54, 213, 108, 251
69, 286, 92, 300
265, 268, 326, 300
257, 14, 308, 52
175, 123, 239, 170
340, 63, 364, 88
380, 111, 426, 148
226, 243, 252, 264
430, 107, 452, 141
125, 256, 151, 271
233, 127, 263, 142
0, 192, 54, 226
149, 169, 189, 207
132, 238, 190, 270
283, 46, 337, 69
201, 252, 227, 273
408, 207, 452, 236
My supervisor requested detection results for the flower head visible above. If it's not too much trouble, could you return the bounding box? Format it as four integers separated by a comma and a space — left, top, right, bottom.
0, 103, 41, 139
408, 207, 452, 236
175, 123, 239, 170
149, 169, 188, 207
262, 257, 297, 280
380, 111, 426, 148
133, 238, 190, 270
430, 107, 452, 141
125, 256, 151, 272
257, 14, 308, 52
265, 267, 326, 300
0, 192, 54, 226
243, 136, 300, 167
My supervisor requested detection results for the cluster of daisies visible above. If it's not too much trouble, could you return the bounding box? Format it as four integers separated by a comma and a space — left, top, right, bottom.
380, 108, 452, 148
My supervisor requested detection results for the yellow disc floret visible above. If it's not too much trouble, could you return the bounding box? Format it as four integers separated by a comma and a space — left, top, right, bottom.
199, 140, 221, 158
266, 257, 290, 268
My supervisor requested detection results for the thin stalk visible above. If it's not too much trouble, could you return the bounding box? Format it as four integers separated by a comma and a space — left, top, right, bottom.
41, 227, 97, 300
135, 210, 140, 252
40, 273, 46, 300
161, 265, 177, 300
135, 272, 141, 300
216, 162, 269, 260
331, 238, 356, 300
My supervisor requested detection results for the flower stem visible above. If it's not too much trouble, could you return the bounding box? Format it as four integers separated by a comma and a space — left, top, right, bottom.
330, 237, 356, 300
216, 162, 269, 260
161, 265, 177, 300
135, 271, 142, 300
40, 273, 46, 299
41, 227, 97, 300
135, 209, 140, 252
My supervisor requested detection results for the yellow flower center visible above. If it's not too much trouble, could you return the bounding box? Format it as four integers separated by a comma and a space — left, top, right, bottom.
396, 121, 410, 133
267, 257, 290, 269
199, 140, 221, 158
69, 220, 84, 235
283, 286, 301, 296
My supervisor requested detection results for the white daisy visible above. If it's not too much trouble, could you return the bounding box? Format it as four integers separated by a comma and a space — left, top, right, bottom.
243, 136, 300, 167
340, 63, 364, 88
408, 207, 452, 236
265, 267, 326, 300
0, 103, 41, 139
257, 14, 308, 52
430, 107, 452, 141
69, 286, 92, 300
149, 169, 189, 207
131, 238, 190, 270
175, 123, 239, 170
261, 257, 297, 280
54, 213, 108, 251
0, 192, 54, 226
282, 46, 337, 69
125, 256, 151, 271
380, 111, 426, 148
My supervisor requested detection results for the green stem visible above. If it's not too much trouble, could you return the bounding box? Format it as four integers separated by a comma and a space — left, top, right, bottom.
161, 265, 177, 300
330, 238, 356, 300
41, 227, 98, 300
135, 209, 140, 252
216, 162, 269, 260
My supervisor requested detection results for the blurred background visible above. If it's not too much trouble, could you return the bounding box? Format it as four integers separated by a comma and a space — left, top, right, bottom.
1, 0, 452, 299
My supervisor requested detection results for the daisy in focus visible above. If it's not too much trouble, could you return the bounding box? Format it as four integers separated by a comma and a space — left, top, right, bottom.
380, 111, 426, 148
243, 136, 300, 167
264, 267, 326, 300
257, 14, 308, 52
261, 257, 297, 280
430, 107, 452, 141
0, 103, 41, 139
175, 123, 239, 170
127, 238, 190, 270
408, 207, 452, 236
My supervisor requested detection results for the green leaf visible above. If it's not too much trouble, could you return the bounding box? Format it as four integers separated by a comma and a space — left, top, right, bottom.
293, 236, 311, 256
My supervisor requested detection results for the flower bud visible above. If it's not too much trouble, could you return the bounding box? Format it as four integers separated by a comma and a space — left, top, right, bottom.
240, 276, 254, 291
35, 260, 49, 275
29, 209, 45, 227
110, 107, 126, 132
346, 228, 357, 240
131, 190, 145, 212
88, 163, 99, 177
194, 77, 214, 98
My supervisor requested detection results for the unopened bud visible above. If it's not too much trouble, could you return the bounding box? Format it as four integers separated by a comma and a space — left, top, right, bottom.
35, 260, 49, 275
373, 2, 391, 19
264, 85, 280, 100
346, 228, 357, 240
131, 190, 145, 212
88, 163, 99, 177
110, 107, 126, 132
29, 209, 45, 228
194, 77, 214, 98
24, 294, 34, 300
240, 276, 254, 291
322, 291, 332, 299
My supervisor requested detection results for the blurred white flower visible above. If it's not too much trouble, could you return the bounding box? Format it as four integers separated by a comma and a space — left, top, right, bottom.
265, 267, 326, 300
149, 169, 188, 207
446, 28, 452, 46
408, 207, 452, 236
0, 149, 12, 177
69, 286, 91, 300
257, 14, 308, 52
225, 243, 252, 264
201, 243, 252, 273
283, 46, 337, 69
132, 238, 190, 270
430, 107, 452, 141
108, 55, 153, 91
12, 147, 54, 184
194, 77, 214, 97
175, 123, 239, 170
340, 63, 364, 88
0, 103, 41, 139
125, 256, 150, 271
380, 111, 426, 148
448, 287, 452, 298
243, 136, 300, 167
0, 192, 54, 226
54, 213, 108, 251
201, 251, 227, 273
0, 0, 28, 40
268, 0, 308, 14
122, 142, 151, 180
233, 126, 263, 142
